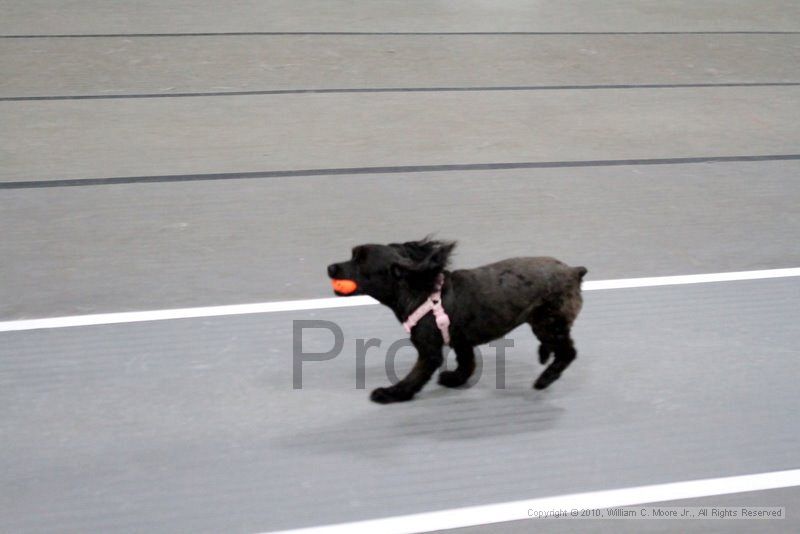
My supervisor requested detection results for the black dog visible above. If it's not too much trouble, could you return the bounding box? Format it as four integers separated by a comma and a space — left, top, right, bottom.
327, 239, 587, 403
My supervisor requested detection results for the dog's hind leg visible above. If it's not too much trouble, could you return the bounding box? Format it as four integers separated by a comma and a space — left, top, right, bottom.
529, 302, 580, 390
535, 339, 554, 365
533, 325, 576, 389
529, 318, 555, 365
438, 343, 476, 388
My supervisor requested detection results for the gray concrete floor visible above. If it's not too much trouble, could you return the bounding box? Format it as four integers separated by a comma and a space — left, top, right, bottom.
1, 1, 799, 533
3, 1, 800, 34
440, 488, 797, 534
2, 34, 798, 97
2, 280, 799, 533
2, 163, 800, 319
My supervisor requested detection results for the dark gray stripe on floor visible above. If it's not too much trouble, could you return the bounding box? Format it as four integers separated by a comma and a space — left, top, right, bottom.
3, 82, 799, 102
2, 154, 799, 190
2, 31, 800, 38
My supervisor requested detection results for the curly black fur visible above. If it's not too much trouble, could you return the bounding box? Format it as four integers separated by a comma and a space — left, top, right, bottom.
327, 239, 587, 404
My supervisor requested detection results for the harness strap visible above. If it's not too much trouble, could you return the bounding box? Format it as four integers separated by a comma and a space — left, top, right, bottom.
402, 273, 451, 345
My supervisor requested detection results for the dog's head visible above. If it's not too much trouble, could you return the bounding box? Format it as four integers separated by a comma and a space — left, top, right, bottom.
327, 238, 456, 302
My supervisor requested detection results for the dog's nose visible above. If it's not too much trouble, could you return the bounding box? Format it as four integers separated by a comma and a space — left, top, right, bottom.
327, 264, 339, 278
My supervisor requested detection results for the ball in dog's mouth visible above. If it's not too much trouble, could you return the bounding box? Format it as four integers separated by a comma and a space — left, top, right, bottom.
331, 279, 358, 295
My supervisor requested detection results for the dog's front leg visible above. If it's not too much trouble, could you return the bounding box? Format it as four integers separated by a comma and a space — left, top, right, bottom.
370, 338, 443, 404
438, 343, 476, 388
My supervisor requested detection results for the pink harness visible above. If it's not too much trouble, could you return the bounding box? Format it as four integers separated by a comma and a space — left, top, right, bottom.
402, 273, 451, 344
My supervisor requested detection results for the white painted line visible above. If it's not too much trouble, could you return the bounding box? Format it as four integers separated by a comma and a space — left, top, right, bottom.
0, 296, 378, 333
1, 267, 798, 333
581, 267, 800, 290
264, 468, 800, 534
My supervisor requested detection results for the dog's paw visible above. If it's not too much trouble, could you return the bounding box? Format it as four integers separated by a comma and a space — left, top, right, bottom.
538, 344, 553, 365
370, 386, 414, 404
533, 369, 560, 390
438, 370, 469, 388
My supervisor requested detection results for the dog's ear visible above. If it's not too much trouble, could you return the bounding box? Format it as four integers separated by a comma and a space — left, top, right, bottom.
390, 261, 411, 279
392, 239, 456, 278
418, 240, 456, 272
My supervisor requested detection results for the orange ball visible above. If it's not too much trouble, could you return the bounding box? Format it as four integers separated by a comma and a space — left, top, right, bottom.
332, 279, 358, 295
